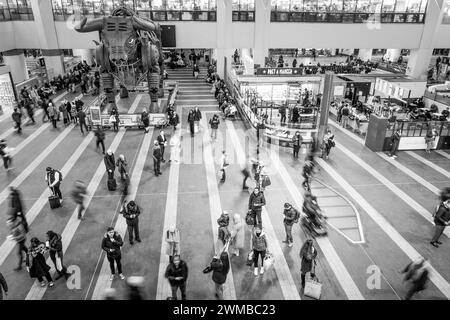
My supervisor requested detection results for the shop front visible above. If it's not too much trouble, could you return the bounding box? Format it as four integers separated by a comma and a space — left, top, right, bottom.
0, 65, 18, 117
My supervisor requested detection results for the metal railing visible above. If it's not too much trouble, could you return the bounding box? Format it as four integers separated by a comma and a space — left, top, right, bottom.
424, 90, 450, 107
271, 11, 425, 23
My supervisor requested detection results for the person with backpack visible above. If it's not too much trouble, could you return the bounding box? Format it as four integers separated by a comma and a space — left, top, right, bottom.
165, 226, 180, 263
116, 154, 128, 180
300, 239, 317, 291
165, 254, 188, 300
389, 128, 401, 159
282, 203, 300, 247
121, 200, 141, 245
401, 258, 429, 300
45, 167, 63, 204
430, 198, 450, 248
45, 231, 69, 280
211, 251, 230, 300
94, 125, 106, 154
71, 180, 87, 220
251, 226, 268, 276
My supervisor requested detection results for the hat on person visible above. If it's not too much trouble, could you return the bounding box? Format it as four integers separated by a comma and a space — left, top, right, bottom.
46, 167, 52, 172
107, 227, 114, 232
154, 140, 159, 146
284, 203, 292, 209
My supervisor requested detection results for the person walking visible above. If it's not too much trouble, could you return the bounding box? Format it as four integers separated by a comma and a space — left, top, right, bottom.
430, 198, 450, 247
45, 167, 63, 204
78, 109, 89, 134
300, 239, 317, 291
248, 187, 266, 228
116, 154, 128, 180
193, 64, 200, 79
0, 271, 7, 300
45, 231, 69, 280
48, 103, 58, 129
282, 203, 300, 247
251, 226, 268, 276
152, 141, 162, 176
26, 237, 54, 287
101, 227, 125, 281
8, 186, 29, 232
165, 255, 188, 300
217, 211, 231, 254
104, 149, 116, 180
292, 131, 303, 158
209, 114, 220, 141
12, 107, 22, 134
219, 150, 229, 183
6, 216, 28, 271
157, 130, 168, 163
340, 104, 350, 128
71, 180, 87, 220
141, 110, 150, 133
241, 159, 252, 191
121, 200, 141, 245
401, 258, 429, 300
230, 213, 244, 256
389, 128, 401, 159
321, 129, 335, 159
165, 226, 180, 263
211, 251, 230, 300
188, 109, 196, 137
0, 140, 14, 171
94, 125, 106, 154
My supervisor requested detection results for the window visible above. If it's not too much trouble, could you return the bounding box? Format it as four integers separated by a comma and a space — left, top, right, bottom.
232, 0, 255, 21
443, 0, 450, 23
2, 0, 33, 20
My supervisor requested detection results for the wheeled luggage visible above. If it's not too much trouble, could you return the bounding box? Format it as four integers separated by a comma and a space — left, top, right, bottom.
107, 178, 117, 191
48, 195, 61, 209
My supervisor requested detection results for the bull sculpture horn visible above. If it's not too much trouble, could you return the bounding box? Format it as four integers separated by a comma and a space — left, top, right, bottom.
132, 15, 157, 33
75, 16, 103, 33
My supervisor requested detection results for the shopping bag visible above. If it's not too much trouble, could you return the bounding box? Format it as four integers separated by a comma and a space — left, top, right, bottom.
56, 255, 63, 272
304, 274, 322, 300
194, 123, 199, 133
263, 252, 274, 270
246, 251, 254, 266
262, 176, 271, 188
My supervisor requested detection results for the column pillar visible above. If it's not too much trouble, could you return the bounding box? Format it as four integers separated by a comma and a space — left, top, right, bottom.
72, 49, 95, 65
253, 0, 271, 68
2, 49, 29, 84
30, 0, 65, 77
358, 49, 372, 62
386, 49, 402, 63
406, 0, 445, 79
216, 0, 233, 78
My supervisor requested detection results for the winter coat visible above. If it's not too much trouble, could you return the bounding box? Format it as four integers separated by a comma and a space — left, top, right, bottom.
47, 232, 63, 253
48, 106, 58, 119
123, 202, 140, 226
9, 189, 23, 217
116, 158, 128, 173
218, 226, 231, 245
209, 116, 220, 129
77, 110, 87, 123
230, 217, 245, 249
212, 252, 230, 285
300, 242, 317, 274
0, 272, 7, 300
12, 111, 22, 123
101, 232, 123, 259
434, 203, 450, 226
165, 260, 188, 286
248, 192, 266, 211
104, 153, 116, 172
165, 229, 180, 257
95, 128, 105, 141
252, 230, 267, 252
153, 145, 162, 160
283, 207, 300, 226
194, 109, 202, 121
141, 112, 149, 127
26, 242, 51, 279
187, 112, 196, 124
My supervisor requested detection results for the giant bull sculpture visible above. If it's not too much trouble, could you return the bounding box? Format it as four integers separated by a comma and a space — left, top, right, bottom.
75, 6, 164, 113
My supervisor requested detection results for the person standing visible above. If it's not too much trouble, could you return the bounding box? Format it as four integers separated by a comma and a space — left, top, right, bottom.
78, 109, 89, 135
300, 239, 317, 290
0, 140, 14, 171
26, 237, 54, 287
48, 103, 58, 129
401, 258, 429, 300
71, 180, 87, 220
389, 128, 401, 159
110, 108, 119, 132
211, 251, 230, 300
340, 104, 350, 128
46, 167, 63, 204
241, 159, 252, 191
165, 255, 188, 300
104, 149, 116, 180
188, 109, 196, 137
7, 216, 28, 271
0, 271, 7, 300
169, 110, 179, 131
141, 110, 150, 133
60, 102, 69, 126
116, 154, 128, 180
121, 200, 141, 245
157, 130, 168, 163
209, 114, 220, 141
292, 131, 303, 158
430, 198, 450, 247
279, 105, 287, 125
8, 186, 29, 232
251, 227, 268, 276
194, 107, 202, 133
101, 227, 125, 281
230, 213, 244, 257
282, 203, 300, 247
45, 231, 69, 280
248, 187, 266, 228
12, 107, 22, 134
94, 125, 106, 154
219, 150, 229, 183
165, 226, 180, 263
193, 64, 200, 79
152, 141, 162, 176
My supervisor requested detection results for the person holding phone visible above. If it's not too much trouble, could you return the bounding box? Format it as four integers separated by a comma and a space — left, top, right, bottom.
101, 227, 125, 281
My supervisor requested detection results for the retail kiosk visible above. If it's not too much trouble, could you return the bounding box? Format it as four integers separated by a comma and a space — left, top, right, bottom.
0, 65, 18, 117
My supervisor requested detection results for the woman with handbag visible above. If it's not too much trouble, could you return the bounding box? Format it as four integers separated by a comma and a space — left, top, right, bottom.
299, 239, 317, 290
26, 237, 54, 287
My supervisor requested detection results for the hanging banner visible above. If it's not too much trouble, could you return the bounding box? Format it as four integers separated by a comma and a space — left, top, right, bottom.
255, 68, 303, 76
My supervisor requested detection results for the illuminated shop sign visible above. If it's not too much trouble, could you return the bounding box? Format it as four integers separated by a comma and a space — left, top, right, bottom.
256, 68, 302, 76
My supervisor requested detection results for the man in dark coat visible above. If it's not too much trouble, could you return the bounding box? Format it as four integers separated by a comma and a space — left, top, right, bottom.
104, 149, 115, 180
7, 216, 28, 271
430, 199, 450, 248
12, 108, 22, 134
9, 187, 28, 232
121, 200, 141, 245
248, 187, 266, 228
402, 258, 429, 300
77, 109, 88, 134
279, 105, 287, 125
157, 130, 168, 162
101, 227, 125, 280
0, 271, 7, 300
165, 255, 188, 300
389, 129, 401, 159
46, 231, 69, 280
187, 109, 196, 137
94, 125, 105, 154
211, 252, 230, 300
152, 141, 162, 176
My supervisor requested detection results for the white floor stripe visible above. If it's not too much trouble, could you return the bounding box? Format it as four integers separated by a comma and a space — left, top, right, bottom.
8, 120, 50, 157
335, 144, 450, 239
405, 151, 450, 179
0, 133, 95, 267
317, 158, 450, 299
0, 125, 75, 207
376, 152, 440, 195
201, 117, 237, 300
155, 105, 182, 300
25, 94, 144, 300
225, 120, 301, 300
435, 150, 450, 160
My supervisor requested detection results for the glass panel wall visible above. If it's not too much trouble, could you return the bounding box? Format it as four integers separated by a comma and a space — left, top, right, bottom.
0, 0, 33, 20
232, 0, 255, 21
271, 0, 427, 23
50, 0, 217, 21
443, 0, 450, 24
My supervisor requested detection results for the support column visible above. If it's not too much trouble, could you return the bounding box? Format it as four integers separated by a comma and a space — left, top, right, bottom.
72, 49, 95, 65
406, 0, 445, 79
254, 0, 271, 68
358, 49, 372, 62
216, 0, 233, 78
2, 49, 28, 84
30, 0, 64, 77
386, 49, 402, 63
317, 73, 333, 148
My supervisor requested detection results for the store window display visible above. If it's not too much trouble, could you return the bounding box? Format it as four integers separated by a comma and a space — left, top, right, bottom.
1, 0, 33, 20
232, 0, 255, 21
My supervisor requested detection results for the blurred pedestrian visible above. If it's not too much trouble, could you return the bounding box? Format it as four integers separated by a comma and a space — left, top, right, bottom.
126, 276, 145, 300
401, 258, 429, 300
0, 271, 7, 300
71, 180, 87, 220
211, 251, 230, 300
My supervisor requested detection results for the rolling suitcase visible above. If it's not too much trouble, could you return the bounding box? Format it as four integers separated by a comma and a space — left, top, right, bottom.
107, 178, 117, 191
48, 195, 61, 209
